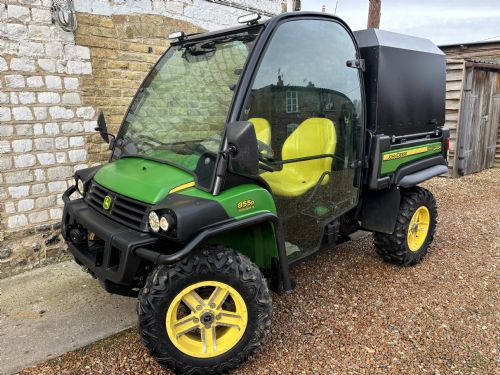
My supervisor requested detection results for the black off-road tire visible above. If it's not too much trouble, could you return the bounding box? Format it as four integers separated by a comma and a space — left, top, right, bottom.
137, 245, 272, 375
373, 186, 437, 266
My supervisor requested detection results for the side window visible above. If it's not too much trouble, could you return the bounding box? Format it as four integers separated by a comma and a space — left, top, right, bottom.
242, 19, 363, 166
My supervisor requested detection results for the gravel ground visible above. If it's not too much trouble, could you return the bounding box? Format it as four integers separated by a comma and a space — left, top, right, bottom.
20, 169, 499, 375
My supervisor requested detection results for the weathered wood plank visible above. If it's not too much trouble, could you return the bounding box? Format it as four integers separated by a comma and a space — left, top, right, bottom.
442, 43, 500, 61
445, 111, 459, 121
446, 81, 463, 91
446, 99, 461, 110
446, 90, 462, 100
492, 93, 500, 169
459, 70, 499, 174
446, 64, 464, 72
446, 70, 465, 81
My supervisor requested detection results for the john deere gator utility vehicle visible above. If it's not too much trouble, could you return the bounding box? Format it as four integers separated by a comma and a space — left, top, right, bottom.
62, 11, 449, 374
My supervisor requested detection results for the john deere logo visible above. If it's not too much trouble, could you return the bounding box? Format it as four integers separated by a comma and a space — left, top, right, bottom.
103, 195, 112, 210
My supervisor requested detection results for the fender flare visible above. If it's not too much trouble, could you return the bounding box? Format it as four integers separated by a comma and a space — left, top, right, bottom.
134, 213, 294, 293
393, 154, 447, 186
398, 164, 448, 188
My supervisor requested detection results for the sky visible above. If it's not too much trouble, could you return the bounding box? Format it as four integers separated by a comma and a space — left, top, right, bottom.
299, 0, 500, 45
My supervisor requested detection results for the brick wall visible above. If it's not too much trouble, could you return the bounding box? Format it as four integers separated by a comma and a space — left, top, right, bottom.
0, 0, 97, 275
75, 13, 203, 165
0, 0, 281, 276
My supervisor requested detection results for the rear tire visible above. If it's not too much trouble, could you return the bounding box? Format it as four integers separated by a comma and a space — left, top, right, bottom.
373, 186, 437, 266
137, 245, 272, 374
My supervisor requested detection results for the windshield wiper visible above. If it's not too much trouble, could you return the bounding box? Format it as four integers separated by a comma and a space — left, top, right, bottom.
165, 139, 205, 146
186, 41, 216, 56
182, 33, 256, 61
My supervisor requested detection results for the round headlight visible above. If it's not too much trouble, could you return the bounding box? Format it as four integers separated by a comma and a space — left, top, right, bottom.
159, 216, 170, 231
76, 178, 85, 195
159, 214, 176, 232
148, 211, 160, 232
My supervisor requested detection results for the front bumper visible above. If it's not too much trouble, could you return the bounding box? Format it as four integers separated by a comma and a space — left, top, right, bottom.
61, 186, 157, 286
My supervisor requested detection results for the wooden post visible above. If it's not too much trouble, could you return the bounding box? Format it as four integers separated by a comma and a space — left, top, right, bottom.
368, 0, 381, 28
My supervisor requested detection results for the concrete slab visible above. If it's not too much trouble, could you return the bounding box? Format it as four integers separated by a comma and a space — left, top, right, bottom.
0, 261, 137, 375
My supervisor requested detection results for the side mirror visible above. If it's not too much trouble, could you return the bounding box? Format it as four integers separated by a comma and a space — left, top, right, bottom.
96, 111, 110, 144
225, 121, 259, 176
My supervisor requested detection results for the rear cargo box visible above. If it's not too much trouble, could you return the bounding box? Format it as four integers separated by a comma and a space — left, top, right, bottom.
354, 29, 446, 136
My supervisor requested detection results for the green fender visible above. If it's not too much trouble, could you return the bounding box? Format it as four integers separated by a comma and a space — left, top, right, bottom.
178, 184, 279, 270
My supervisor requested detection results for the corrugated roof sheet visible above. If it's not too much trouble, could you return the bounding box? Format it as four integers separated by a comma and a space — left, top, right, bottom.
439, 39, 500, 48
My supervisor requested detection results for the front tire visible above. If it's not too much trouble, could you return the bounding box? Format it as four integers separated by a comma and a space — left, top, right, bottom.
373, 186, 437, 266
137, 245, 272, 374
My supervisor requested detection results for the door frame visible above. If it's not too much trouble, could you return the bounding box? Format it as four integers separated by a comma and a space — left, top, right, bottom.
224, 13, 367, 263
455, 63, 499, 176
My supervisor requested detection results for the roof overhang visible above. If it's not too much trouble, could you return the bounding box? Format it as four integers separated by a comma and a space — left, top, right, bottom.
464, 60, 500, 70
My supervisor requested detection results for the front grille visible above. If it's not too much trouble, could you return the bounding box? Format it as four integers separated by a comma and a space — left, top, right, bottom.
85, 181, 150, 231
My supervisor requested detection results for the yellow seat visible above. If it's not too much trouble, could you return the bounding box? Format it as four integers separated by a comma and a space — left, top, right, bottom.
261, 118, 336, 197
248, 118, 271, 145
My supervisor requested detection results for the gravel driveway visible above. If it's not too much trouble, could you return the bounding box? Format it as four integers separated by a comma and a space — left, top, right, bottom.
20, 169, 499, 374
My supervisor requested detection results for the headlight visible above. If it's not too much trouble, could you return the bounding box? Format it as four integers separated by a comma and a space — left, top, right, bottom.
159, 216, 169, 231
148, 211, 160, 232
159, 214, 175, 232
76, 178, 85, 195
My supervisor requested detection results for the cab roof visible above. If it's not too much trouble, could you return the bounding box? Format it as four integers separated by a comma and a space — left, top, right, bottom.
171, 11, 351, 46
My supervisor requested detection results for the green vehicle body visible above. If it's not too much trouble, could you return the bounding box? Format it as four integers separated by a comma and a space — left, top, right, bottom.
93, 158, 279, 270
59, 12, 452, 372
61, 12, 449, 296
90, 137, 445, 272
91, 138, 445, 269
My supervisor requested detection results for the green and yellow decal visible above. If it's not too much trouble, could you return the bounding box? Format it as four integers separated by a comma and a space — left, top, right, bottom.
103, 195, 112, 210
381, 142, 442, 175
236, 199, 255, 211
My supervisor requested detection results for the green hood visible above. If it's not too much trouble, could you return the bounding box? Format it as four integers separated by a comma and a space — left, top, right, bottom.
93, 158, 194, 204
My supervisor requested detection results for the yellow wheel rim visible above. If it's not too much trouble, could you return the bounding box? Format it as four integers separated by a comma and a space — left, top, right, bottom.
407, 206, 430, 252
166, 281, 248, 358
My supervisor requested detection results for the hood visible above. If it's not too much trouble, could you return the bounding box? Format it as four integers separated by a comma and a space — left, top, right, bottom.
93, 158, 194, 204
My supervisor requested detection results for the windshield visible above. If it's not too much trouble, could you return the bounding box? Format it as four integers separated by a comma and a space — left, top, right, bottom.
113, 29, 260, 189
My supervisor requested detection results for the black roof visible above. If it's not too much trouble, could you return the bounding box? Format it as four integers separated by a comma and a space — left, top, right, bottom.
354, 28, 444, 56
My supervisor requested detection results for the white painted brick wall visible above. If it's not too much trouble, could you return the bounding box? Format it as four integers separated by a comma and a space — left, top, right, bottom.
73, 0, 282, 31
45, 76, 62, 89
12, 106, 33, 120
26, 76, 44, 87
0, 107, 12, 120
5, 75, 25, 88
0, 1, 96, 235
